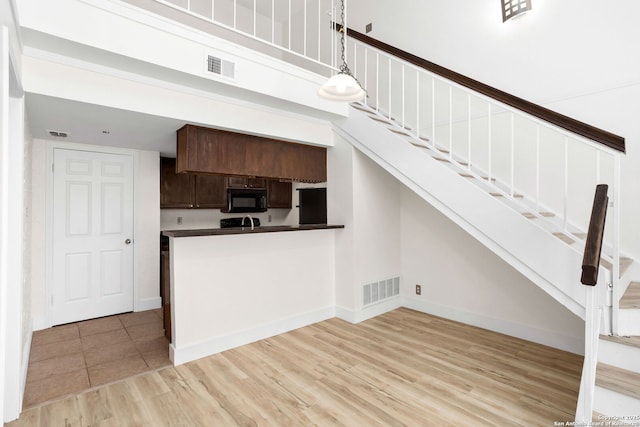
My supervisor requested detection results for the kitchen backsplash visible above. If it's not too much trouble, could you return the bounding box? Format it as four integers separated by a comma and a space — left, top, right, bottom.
160, 208, 297, 230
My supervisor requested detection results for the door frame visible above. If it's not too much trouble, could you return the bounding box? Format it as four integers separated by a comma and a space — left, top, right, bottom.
45, 142, 140, 328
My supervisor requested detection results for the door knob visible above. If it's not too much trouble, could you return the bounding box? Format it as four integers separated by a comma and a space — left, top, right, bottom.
125, 238, 132, 245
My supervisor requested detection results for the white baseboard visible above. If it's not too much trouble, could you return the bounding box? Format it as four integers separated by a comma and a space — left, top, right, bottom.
403, 296, 584, 355
171, 306, 335, 366
170, 298, 583, 365
335, 297, 402, 324
135, 297, 162, 312
19, 324, 33, 414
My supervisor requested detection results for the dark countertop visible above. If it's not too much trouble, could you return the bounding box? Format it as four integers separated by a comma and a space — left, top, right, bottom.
162, 224, 344, 238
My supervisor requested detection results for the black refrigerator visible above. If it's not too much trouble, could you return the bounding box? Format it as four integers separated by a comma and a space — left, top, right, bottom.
297, 187, 327, 225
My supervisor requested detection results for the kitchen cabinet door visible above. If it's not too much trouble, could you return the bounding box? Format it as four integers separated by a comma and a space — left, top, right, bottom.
176, 125, 327, 183
160, 157, 195, 208
267, 180, 292, 208
194, 175, 227, 208
227, 176, 266, 188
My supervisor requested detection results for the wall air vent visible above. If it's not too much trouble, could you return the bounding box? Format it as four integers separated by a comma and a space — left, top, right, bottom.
47, 130, 69, 138
363, 276, 400, 307
206, 54, 235, 79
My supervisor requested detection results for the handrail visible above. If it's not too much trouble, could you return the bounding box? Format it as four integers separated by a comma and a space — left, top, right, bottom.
576, 184, 608, 424
337, 25, 625, 153
581, 184, 609, 285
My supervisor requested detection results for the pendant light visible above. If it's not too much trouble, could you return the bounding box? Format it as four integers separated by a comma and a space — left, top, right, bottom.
318, 0, 366, 102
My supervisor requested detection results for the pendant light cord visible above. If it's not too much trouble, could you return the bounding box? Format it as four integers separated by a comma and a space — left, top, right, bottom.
337, 0, 365, 91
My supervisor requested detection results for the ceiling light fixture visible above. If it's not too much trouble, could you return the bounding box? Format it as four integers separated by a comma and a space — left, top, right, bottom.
318, 0, 366, 102
501, 0, 532, 22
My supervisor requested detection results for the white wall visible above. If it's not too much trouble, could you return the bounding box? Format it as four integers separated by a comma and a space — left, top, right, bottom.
330, 135, 402, 322
134, 150, 161, 310
400, 187, 585, 354
347, 0, 640, 262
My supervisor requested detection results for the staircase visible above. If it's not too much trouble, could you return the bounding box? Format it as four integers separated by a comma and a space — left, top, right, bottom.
595, 333, 640, 422
334, 101, 640, 419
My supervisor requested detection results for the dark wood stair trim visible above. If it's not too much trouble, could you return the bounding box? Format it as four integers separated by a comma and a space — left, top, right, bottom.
339, 25, 625, 153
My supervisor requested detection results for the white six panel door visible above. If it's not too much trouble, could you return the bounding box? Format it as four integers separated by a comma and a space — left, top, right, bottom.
51, 148, 134, 325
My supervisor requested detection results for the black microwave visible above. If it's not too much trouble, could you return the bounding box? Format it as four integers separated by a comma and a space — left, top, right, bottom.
226, 188, 267, 213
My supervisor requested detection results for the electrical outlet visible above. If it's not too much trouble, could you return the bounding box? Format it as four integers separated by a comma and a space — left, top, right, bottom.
415, 284, 421, 295
177, 216, 183, 225
365, 22, 373, 33
268, 214, 272, 223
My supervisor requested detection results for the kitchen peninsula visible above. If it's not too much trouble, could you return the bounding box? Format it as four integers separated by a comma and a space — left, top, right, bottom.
162, 224, 343, 365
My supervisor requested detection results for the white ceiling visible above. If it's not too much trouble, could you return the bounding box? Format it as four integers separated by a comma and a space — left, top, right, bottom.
25, 93, 188, 157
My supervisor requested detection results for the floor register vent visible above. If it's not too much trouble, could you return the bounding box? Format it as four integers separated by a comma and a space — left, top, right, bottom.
206, 54, 235, 79
363, 276, 400, 307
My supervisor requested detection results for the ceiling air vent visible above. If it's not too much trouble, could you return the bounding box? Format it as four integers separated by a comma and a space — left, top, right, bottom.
47, 130, 69, 138
206, 54, 235, 79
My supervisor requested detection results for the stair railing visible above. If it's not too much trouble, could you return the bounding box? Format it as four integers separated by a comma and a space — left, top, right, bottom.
340, 27, 624, 334
575, 184, 608, 423
145, 0, 340, 75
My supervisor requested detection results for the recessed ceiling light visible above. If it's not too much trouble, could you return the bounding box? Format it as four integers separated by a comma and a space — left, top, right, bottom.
47, 130, 69, 138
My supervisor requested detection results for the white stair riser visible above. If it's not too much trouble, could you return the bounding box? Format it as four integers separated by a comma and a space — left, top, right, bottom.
594, 386, 640, 420
618, 310, 640, 336
599, 340, 640, 374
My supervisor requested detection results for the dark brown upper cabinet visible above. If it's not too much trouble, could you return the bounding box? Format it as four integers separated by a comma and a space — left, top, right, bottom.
176, 125, 327, 183
160, 157, 226, 209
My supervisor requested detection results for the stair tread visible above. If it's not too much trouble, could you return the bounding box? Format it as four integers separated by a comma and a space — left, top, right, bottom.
522, 211, 556, 219
369, 115, 391, 124
389, 128, 412, 137
596, 362, 640, 400
600, 334, 640, 349
552, 232, 575, 245
600, 257, 634, 275
351, 103, 371, 112
490, 192, 524, 199
621, 281, 640, 309
460, 172, 496, 182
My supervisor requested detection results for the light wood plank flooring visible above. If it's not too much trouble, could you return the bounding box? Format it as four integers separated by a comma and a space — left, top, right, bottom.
6, 308, 583, 426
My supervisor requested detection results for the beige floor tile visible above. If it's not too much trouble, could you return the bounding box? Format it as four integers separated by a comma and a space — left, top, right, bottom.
134, 336, 169, 354
78, 316, 124, 337
31, 324, 79, 347
26, 352, 86, 383
84, 340, 141, 367
24, 312, 169, 408
81, 328, 131, 351
119, 310, 160, 328
141, 348, 172, 370
126, 321, 165, 342
22, 369, 90, 408
88, 355, 150, 387
29, 338, 83, 363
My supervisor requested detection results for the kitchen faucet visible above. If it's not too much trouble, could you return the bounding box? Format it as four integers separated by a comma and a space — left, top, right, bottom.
242, 215, 255, 230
